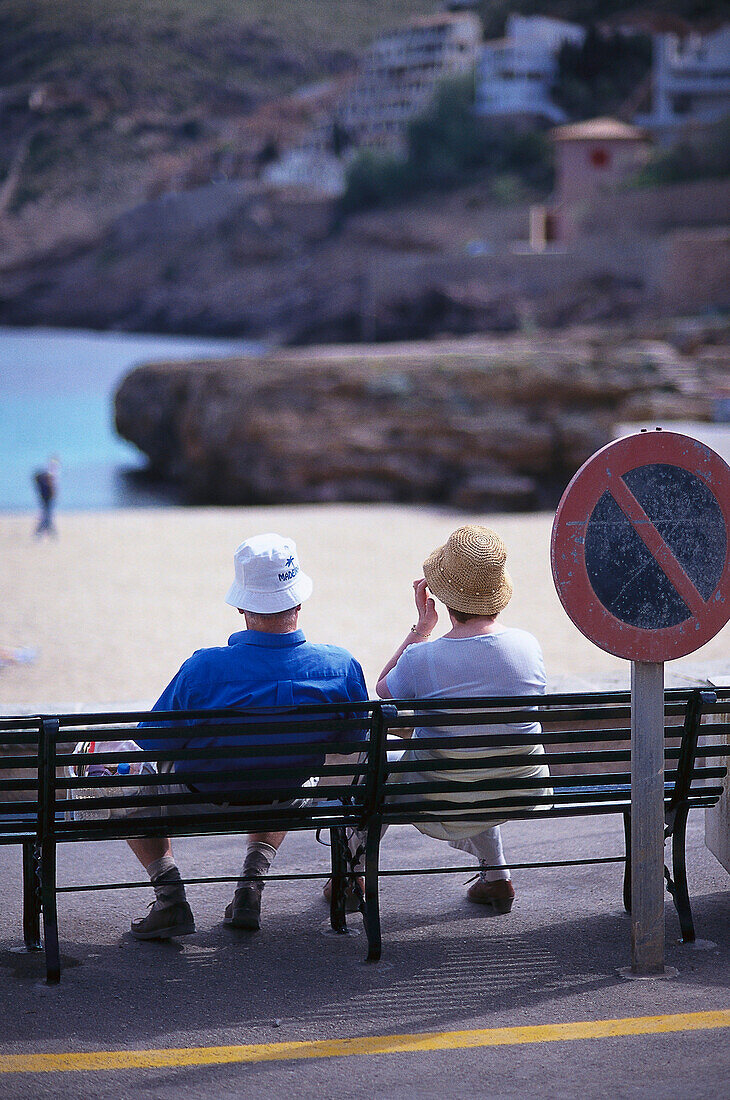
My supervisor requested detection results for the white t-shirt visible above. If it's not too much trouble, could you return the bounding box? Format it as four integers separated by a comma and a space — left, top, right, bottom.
384, 626, 552, 839
386, 626, 546, 702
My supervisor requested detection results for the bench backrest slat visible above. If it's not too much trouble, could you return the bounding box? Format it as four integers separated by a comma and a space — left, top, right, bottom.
2, 689, 725, 844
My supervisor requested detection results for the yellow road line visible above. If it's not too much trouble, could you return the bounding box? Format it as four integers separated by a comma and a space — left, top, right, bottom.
2, 1011, 729, 1074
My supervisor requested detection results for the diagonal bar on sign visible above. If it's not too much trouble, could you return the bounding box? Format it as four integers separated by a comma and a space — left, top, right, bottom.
610, 476, 706, 616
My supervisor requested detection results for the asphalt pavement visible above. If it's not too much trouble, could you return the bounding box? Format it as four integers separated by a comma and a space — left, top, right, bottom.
0, 810, 728, 1098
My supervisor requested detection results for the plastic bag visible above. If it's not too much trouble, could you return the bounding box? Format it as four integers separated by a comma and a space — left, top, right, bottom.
65, 740, 157, 821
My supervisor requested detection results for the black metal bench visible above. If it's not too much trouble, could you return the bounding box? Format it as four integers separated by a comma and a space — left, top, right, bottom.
357, 687, 728, 962
1, 702, 376, 984
0, 688, 727, 983
0, 716, 44, 954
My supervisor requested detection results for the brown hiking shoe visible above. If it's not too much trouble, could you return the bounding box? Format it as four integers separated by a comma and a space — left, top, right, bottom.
131, 899, 195, 940
466, 878, 515, 913
224, 882, 263, 930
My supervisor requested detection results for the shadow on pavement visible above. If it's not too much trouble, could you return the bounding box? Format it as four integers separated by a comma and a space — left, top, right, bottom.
1, 881, 727, 1047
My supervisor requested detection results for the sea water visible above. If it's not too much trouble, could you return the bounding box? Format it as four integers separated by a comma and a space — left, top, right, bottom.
0, 326, 263, 511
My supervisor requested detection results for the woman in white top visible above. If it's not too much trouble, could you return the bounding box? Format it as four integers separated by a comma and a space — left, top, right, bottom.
375, 524, 551, 912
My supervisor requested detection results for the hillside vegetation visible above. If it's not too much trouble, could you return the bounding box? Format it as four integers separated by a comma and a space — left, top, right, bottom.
2, 0, 442, 113
1, 1, 724, 219
0, 0, 437, 232
476, 1, 726, 36
0, 1, 726, 292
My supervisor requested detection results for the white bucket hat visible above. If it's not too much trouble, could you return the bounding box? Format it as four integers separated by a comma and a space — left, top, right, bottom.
224, 533, 313, 613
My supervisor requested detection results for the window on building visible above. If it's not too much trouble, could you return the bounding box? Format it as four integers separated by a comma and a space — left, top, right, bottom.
590, 147, 610, 168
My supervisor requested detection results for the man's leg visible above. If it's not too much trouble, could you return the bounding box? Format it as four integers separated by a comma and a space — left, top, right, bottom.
127, 835, 171, 867
127, 836, 196, 940
35, 504, 48, 537
225, 831, 286, 931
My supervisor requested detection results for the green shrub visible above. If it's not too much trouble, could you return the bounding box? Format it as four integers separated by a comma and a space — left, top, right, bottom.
552, 24, 651, 120
341, 74, 553, 213
340, 150, 414, 212
406, 76, 490, 186
489, 172, 528, 204
632, 115, 730, 187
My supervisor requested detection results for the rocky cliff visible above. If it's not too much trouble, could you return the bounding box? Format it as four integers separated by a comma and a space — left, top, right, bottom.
114, 323, 728, 510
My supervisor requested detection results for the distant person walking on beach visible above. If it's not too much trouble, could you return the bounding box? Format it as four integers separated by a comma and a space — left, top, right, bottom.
33, 456, 59, 538
126, 533, 368, 940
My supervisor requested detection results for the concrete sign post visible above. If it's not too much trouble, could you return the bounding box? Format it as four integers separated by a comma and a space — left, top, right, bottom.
551, 429, 730, 976
629, 660, 665, 974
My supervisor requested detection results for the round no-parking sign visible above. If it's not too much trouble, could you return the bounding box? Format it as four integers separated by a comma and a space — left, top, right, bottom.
551, 430, 730, 662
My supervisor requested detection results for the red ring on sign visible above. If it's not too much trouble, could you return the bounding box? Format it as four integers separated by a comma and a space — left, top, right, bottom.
551, 431, 730, 662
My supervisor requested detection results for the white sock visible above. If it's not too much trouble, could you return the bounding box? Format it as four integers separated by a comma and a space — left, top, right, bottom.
449, 827, 511, 881
146, 855, 185, 904
238, 841, 277, 888
479, 860, 511, 883
146, 854, 177, 881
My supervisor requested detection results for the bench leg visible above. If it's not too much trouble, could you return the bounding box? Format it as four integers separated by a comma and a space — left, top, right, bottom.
329, 827, 348, 934
667, 810, 695, 944
622, 811, 631, 914
22, 841, 42, 951
364, 825, 382, 962
40, 839, 61, 984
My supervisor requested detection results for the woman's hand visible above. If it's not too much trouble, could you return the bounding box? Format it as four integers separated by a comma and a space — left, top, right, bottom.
413, 578, 438, 637
375, 578, 438, 697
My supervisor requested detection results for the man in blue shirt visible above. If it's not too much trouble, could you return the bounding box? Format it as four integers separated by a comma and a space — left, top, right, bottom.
128, 533, 368, 940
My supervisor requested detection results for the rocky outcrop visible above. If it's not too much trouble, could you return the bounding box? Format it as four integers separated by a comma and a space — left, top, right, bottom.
114, 325, 727, 510
4, 177, 728, 342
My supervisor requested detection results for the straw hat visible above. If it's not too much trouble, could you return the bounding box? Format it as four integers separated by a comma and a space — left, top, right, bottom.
423, 525, 513, 616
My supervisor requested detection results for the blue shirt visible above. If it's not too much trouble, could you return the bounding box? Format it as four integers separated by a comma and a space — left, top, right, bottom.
137, 629, 368, 794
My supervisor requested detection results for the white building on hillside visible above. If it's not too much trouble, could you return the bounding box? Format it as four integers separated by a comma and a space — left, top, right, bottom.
475, 14, 585, 124
636, 25, 730, 134
334, 10, 482, 153
262, 149, 345, 196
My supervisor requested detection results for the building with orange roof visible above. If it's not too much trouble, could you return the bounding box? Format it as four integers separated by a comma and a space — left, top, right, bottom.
549, 117, 652, 242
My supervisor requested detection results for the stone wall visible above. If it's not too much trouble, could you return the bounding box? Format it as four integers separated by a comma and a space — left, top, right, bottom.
661, 227, 730, 313
577, 177, 730, 236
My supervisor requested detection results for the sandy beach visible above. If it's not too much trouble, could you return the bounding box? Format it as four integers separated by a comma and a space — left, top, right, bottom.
1, 504, 728, 713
